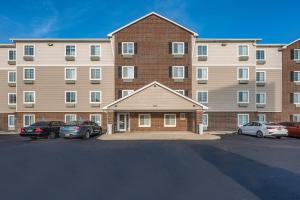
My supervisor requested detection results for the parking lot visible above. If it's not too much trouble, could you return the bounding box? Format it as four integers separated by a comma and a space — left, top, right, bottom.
0, 133, 300, 200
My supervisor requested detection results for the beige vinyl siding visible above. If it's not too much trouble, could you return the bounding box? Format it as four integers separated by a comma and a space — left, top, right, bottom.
16, 66, 114, 112
0, 47, 16, 69
0, 70, 16, 113
15, 42, 113, 66
256, 46, 282, 69
192, 66, 256, 111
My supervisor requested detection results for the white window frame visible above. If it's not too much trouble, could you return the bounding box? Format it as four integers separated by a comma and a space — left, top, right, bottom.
65, 114, 77, 123
172, 66, 185, 79
8, 71, 16, 83
8, 49, 16, 61
65, 91, 77, 104
65, 44, 76, 57
23, 114, 35, 127
257, 114, 266, 122
164, 114, 176, 127
237, 67, 249, 80
294, 49, 300, 61
237, 91, 249, 104
122, 90, 134, 97
122, 42, 135, 55
196, 67, 208, 81
90, 44, 101, 57
89, 67, 102, 80
294, 71, 300, 83
237, 44, 249, 57
256, 71, 266, 83
65, 67, 77, 81
122, 66, 135, 79
256, 92, 267, 105
202, 114, 208, 128
23, 67, 35, 81
8, 115, 15, 128
197, 91, 208, 104
138, 114, 151, 128
90, 91, 102, 103
23, 91, 35, 104
238, 114, 249, 127
90, 114, 102, 126
23, 44, 35, 57
293, 93, 300, 105
175, 90, 185, 96
293, 114, 300, 122
197, 45, 208, 57
256, 49, 266, 61
172, 42, 185, 55
8, 93, 16, 106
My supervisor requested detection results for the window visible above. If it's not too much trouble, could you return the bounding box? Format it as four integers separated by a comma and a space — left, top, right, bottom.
90, 45, 101, 56
65, 114, 76, 123
172, 42, 184, 55
202, 114, 208, 127
292, 114, 300, 122
122, 90, 134, 97
8, 71, 16, 83
8, 93, 16, 105
23, 91, 35, 104
122, 42, 134, 55
23, 68, 35, 80
197, 45, 208, 56
256, 93, 266, 104
90, 91, 102, 103
164, 114, 176, 127
122, 66, 135, 79
65, 45, 76, 56
293, 93, 300, 104
175, 90, 185, 96
294, 71, 300, 82
24, 45, 34, 56
257, 114, 266, 122
256, 50, 265, 60
180, 113, 186, 120
294, 49, 300, 60
196, 67, 208, 80
23, 114, 35, 127
256, 71, 266, 83
238, 45, 249, 57
172, 66, 185, 79
65, 68, 77, 80
197, 91, 208, 104
90, 114, 102, 126
8, 115, 15, 128
8, 50, 16, 61
238, 114, 249, 127
90, 67, 102, 80
139, 114, 151, 127
238, 67, 249, 80
238, 91, 249, 103
65, 91, 77, 103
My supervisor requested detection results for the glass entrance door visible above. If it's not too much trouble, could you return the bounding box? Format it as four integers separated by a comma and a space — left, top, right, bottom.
117, 113, 129, 132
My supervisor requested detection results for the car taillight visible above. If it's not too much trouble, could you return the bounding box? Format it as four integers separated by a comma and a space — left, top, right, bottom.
35, 128, 43, 133
75, 126, 80, 131
20, 128, 25, 133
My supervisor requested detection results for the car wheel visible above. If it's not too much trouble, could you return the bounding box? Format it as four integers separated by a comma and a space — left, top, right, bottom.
48, 132, 56, 139
256, 131, 264, 138
276, 136, 282, 139
237, 129, 243, 135
84, 131, 90, 139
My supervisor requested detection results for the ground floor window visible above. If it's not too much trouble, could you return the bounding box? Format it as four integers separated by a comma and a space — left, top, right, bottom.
23, 114, 35, 127
257, 114, 266, 122
202, 114, 208, 128
180, 113, 186, 120
238, 114, 249, 127
164, 114, 176, 127
8, 115, 15, 129
139, 114, 151, 127
65, 114, 77, 123
292, 114, 300, 122
90, 114, 102, 126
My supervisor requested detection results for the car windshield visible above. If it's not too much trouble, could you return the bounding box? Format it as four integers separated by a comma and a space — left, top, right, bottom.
30, 121, 50, 126
65, 121, 86, 126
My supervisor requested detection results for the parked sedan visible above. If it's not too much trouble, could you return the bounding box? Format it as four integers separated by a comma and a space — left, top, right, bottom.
237, 122, 288, 138
59, 121, 102, 139
279, 122, 300, 138
20, 121, 65, 139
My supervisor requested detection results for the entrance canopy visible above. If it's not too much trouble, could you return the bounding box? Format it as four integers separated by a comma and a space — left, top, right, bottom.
103, 81, 208, 112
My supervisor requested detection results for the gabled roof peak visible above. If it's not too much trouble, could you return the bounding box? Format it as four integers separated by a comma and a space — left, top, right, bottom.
283, 38, 300, 49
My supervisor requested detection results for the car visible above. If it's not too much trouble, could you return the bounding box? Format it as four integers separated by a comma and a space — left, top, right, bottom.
20, 121, 65, 139
59, 120, 102, 139
237, 121, 288, 138
279, 122, 300, 138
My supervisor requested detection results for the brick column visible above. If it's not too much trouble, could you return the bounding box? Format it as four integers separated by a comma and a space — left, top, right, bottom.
194, 110, 203, 133
106, 110, 115, 134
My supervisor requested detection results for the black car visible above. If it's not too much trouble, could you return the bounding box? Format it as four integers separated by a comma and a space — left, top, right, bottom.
59, 121, 102, 139
20, 121, 65, 139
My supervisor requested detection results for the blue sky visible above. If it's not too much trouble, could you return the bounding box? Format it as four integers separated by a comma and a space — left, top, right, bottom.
0, 0, 299, 44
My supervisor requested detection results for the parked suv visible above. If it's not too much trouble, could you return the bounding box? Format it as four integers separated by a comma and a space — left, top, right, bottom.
237, 122, 288, 138
279, 122, 300, 138
20, 121, 65, 139
59, 121, 102, 139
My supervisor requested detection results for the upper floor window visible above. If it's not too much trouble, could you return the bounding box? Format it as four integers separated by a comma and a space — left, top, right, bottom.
122, 42, 134, 55
90, 91, 102, 103
8, 50, 16, 61
8, 71, 16, 83
172, 66, 185, 79
238, 91, 249, 103
256, 71, 266, 83
197, 91, 208, 104
256, 93, 266, 104
122, 90, 134, 97
23, 91, 35, 104
24, 45, 34, 56
197, 45, 208, 56
65, 68, 77, 80
294, 49, 300, 60
175, 90, 185, 96
65, 45, 76, 56
65, 91, 77, 103
256, 50, 265, 60
293, 71, 300, 82
8, 93, 16, 105
238, 45, 249, 57
23, 68, 35, 80
90, 67, 102, 80
90, 45, 101, 56
238, 67, 249, 80
122, 66, 135, 79
172, 42, 184, 55
196, 67, 208, 80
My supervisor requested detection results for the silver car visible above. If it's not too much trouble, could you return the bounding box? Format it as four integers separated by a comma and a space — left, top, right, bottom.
237, 121, 288, 138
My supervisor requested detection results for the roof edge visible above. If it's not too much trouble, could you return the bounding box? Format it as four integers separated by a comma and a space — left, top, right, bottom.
283, 38, 300, 49
10, 38, 110, 42
196, 38, 262, 42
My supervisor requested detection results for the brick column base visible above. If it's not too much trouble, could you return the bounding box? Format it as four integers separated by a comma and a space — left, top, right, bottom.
106, 111, 115, 134
194, 110, 203, 133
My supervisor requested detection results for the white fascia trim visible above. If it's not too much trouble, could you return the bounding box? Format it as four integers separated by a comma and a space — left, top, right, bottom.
283, 38, 300, 49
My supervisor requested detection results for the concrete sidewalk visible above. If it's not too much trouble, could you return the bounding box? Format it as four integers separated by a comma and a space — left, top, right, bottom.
98, 131, 221, 141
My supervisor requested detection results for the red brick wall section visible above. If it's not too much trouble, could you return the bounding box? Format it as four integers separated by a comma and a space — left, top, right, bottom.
0, 113, 15, 131
195, 110, 203, 133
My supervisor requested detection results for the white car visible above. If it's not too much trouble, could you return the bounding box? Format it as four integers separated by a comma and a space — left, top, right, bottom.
237, 121, 288, 138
